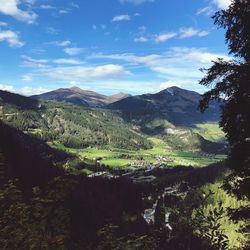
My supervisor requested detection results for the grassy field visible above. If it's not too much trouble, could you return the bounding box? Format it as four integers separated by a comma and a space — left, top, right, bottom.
193, 122, 226, 142
101, 158, 133, 168
80, 169, 94, 175
79, 148, 117, 159
50, 140, 227, 169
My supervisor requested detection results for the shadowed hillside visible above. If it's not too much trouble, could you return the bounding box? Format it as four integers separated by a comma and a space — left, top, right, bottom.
108, 86, 221, 127
0, 90, 39, 111
0, 122, 67, 190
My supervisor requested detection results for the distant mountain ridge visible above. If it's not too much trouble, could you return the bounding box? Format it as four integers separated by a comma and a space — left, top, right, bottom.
31, 87, 131, 107
0, 88, 225, 153
107, 86, 221, 127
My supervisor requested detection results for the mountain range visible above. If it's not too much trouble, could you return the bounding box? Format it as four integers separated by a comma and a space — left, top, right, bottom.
108, 86, 221, 127
31, 87, 131, 107
31, 86, 221, 126
0, 86, 225, 153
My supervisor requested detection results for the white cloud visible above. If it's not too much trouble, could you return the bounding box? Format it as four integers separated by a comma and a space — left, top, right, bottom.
149, 48, 230, 78
179, 27, 209, 39
213, 0, 232, 9
198, 0, 232, 17
0, 83, 51, 96
158, 81, 181, 91
47, 40, 71, 47
42, 64, 130, 81
59, 9, 69, 14
90, 48, 230, 90
0, 30, 24, 47
19, 86, 50, 96
0, 84, 15, 92
68, 81, 80, 86
0, 0, 37, 24
71, 3, 79, 9
155, 32, 176, 43
181, 48, 228, 64
22, 74, 33, 81
53, 58, 85, 65
40, 5, 55, 9
197, 6, 215, 16
119, 0, 155, 4
21, 55, 48, 68
64, 47, 85, 55
134, 36, 149, 43
21, 55, 86, 68
135, 27, 209, 44
0, 21, 8, 26
21, 55, 48, 64
91, 53, 162, 65
23, 0, 36, 5
78, 79, 158, 94
112, 15, 131, 22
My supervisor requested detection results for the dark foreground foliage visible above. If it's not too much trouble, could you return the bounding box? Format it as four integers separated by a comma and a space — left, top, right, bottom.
1, 122, 240, 250
199, 0, 250, 199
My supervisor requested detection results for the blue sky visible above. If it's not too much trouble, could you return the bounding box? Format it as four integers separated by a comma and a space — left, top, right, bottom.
0, 0, 232, 96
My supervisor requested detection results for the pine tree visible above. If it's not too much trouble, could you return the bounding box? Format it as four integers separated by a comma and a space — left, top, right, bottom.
199, 0, 250, 198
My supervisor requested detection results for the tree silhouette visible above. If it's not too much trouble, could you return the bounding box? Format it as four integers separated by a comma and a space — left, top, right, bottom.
199, 0, 250, 199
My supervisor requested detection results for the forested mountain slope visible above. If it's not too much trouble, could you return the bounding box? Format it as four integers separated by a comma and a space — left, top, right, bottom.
107, 87, 226, 153
0, 90, 151, 150
108, 86, 221, 127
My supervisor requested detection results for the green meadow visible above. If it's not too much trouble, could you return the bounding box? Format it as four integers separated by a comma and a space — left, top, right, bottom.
50, 140, 226, 170
192, 122, 226, 142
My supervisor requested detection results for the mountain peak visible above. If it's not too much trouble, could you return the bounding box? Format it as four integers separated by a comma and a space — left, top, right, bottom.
31, 87, 130, 107
159, 86, 183, 96
164, 86, 184, 92
166, 86, 181, 90
69, 86, 83, 91
108, 85, 220, 126
160, 86, 200, 98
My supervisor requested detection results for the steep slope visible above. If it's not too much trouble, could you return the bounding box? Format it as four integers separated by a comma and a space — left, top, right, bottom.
107, 92, 131, 103
0, 121, 67, 189
0, 90, 151, 150
0, 89, 39, 111
0, 151, 8, 187
32, 87, 130, 107
108, 86, 221, 127
107, 86, 226, 153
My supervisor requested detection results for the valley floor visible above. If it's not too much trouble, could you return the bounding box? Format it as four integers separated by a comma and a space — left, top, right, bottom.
49, 138, 227, 180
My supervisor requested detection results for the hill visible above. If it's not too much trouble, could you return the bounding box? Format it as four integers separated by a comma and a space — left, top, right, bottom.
107, 87, 226, 153
0, 89, 39, 111
32, 87, 131, 107
0, 121, 67, 189
0, 90, 151, 150
108, 86, 221, 127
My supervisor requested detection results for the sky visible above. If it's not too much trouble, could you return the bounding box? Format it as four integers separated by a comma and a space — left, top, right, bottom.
0, 0, 232, 96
